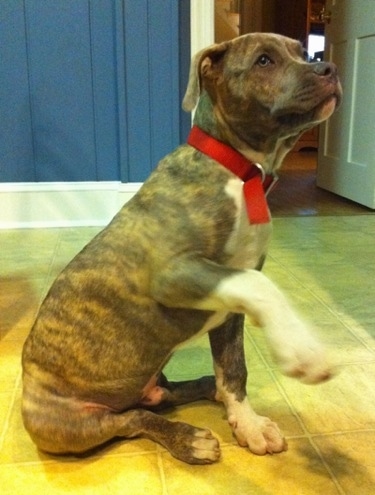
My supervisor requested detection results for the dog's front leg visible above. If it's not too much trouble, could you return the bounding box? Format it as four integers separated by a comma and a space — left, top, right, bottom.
152, 259, 332, 384
209, 315, 287, 455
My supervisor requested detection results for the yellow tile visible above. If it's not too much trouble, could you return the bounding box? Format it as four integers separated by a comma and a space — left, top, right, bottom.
1, 323, 33, 345
0, 228, 60, 247
314, 432, 375, 494
269, 246, 345, 267
0, 391, 14, 436
262, 258, 304, 290
243, 330, 269, 371
0, 453, 163, 495
0, 277, 43, 341
310, 320, 375, 364
50, 227, 102, 271
337, 317, 375, 352
162, 439, 339, 495
0, 253, 52, 278
277, 363, 375, 434
0, 340, 22, 390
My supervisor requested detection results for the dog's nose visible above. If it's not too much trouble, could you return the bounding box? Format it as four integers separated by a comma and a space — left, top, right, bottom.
313, 61, 337, 77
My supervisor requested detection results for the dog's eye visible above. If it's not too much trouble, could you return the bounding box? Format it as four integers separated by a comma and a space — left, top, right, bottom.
256, 54, 272, 67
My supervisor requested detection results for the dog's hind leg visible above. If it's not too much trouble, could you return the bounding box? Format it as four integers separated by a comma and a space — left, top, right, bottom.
23, 400, 220, 464
209, 314, 287, 455
139, 374, 217, 409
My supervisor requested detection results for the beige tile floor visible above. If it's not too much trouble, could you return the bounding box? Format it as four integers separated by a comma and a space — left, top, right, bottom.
1, 204, 375, 493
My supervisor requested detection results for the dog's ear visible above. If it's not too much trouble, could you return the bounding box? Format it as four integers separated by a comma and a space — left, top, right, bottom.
182, 42, 229, 112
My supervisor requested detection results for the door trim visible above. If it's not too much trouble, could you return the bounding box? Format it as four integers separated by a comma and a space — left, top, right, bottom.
191, 0, 214, 54
0, 182, 142, 229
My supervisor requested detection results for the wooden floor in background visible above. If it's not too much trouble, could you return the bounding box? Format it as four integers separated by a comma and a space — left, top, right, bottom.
269, 151, 373, 217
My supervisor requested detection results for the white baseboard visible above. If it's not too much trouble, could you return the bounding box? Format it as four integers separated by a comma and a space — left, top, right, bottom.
0, 182, 142, 229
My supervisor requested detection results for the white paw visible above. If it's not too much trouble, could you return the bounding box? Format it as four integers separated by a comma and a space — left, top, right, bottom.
226, 398, 287, 455
191, 429, 221, 463
229, 412, 287, 455
270, 326, 334, 384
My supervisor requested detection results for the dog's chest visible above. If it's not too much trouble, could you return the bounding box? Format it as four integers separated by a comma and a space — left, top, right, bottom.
171, 178, 273, 348
223, 178, 272, 270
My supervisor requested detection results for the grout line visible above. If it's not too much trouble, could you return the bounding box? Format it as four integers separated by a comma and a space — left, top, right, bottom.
307, 437, 347, 495
156, 448, 169, 495
268, 370, 347, 494
0, 372, 22, 453
0, 448, 160, 468
244, 325, 273, 372
311, 428, 375, 438
35, 230, 63, 307
241, 332, 346, 492
266, 254, 375, 360
268, 369, 310, 436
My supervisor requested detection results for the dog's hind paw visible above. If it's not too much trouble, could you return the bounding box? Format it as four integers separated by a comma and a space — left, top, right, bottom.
165, 422, 221, 464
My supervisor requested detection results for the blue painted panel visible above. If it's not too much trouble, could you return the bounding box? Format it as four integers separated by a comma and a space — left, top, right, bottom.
113, 0, 129, 183
0, 1, 34, 181
90, 0, 121, 180
0, 0, 190, 184
122, 0, 191, 182
148, 1, 180, 165
179, 0, 192, 142
25, 0, 97, 181
123, 0, 152, 182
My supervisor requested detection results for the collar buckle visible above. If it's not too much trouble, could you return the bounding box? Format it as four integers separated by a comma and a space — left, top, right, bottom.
254, 162, 266, 182
265, 173, 279, 196
254, 163, 279, 196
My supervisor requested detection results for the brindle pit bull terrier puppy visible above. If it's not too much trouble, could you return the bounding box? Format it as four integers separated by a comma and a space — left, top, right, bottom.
22, 33, 342, 464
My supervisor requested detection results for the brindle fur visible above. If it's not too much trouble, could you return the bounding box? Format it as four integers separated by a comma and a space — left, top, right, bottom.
22, 33, 342, 464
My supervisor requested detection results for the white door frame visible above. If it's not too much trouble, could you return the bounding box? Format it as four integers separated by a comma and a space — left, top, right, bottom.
190, 0, 215, 54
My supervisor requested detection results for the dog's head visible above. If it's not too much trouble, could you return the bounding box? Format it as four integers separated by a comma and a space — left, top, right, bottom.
183, 33, 342, 165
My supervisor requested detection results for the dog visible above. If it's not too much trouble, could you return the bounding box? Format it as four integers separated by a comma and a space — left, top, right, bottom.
22, 33, 342, 464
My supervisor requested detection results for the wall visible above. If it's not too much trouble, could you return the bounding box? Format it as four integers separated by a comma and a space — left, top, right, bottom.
0, 0, 190, 184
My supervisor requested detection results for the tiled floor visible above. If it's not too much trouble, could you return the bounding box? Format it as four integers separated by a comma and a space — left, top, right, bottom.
1, 161, 375, 494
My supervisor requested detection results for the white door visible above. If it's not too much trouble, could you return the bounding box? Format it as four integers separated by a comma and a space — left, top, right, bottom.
317, 0, 375, 208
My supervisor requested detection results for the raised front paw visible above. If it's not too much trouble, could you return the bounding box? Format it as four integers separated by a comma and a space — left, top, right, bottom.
273, 332, 334, 385
229, 412, 287, 455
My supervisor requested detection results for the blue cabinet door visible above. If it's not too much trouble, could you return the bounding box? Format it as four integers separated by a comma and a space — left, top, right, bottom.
0, 0, 190, 183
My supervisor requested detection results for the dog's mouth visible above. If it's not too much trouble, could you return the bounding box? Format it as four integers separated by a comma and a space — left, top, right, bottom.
313, 87, 342, 123
273, 82, 342, 131
315, 93, 339, 118
272, 74, 342, 118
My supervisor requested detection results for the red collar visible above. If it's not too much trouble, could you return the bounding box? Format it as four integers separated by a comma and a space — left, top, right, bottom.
187, 125, 277, 224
